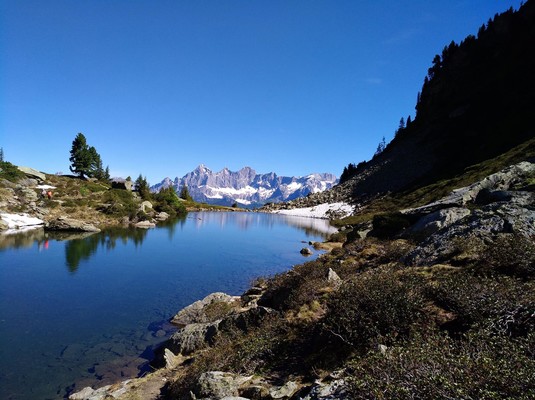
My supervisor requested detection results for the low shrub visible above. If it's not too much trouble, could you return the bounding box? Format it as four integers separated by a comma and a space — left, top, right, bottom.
323, 267, 426, 349
427, 271, 534, 334
346, 330, 535, 399
476, 233, 535, 278
0, 161, 25, 182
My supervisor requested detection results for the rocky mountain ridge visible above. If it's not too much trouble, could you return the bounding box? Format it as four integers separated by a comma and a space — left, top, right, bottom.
151, 164, 338, 207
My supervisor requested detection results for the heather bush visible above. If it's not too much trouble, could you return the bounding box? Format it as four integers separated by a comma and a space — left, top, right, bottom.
477, 233, 535, 278
323, 267, 426, 349
346, 330, 535, 399
427, 271, 534, 334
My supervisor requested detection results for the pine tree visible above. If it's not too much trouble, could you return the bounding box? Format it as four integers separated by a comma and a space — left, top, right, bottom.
179, 185, 193, 201
0, 147, 4, 162
69, 133, 93, 178
375, 136, 386, 156
135, 174, 151, 200
69, 133, 106, 179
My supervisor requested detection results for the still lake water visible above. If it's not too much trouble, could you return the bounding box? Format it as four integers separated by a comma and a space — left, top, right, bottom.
0, 212, 335, 400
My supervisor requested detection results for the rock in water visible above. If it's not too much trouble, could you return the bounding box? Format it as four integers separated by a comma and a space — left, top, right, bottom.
47, 216, 100, 232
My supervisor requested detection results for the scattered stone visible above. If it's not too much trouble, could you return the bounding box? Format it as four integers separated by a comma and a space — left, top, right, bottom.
269, 380, 299, 399
377, 344, 388, 355
195, 371, 252, 399
327, 268, 342, 288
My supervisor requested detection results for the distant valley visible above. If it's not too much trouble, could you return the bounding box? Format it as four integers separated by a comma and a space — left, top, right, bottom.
151, 164, 338, 207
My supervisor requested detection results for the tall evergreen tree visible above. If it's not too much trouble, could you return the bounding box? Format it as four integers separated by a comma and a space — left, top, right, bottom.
69, 133, 93, 178
135, 174, 151, 200
179, 185, 193, 201
69, 133, 105, 179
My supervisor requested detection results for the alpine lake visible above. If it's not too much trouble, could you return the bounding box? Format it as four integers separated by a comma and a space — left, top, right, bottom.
0, 211, 336, 400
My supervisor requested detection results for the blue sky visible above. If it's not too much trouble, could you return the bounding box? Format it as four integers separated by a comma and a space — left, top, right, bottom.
1, 0, 523, 184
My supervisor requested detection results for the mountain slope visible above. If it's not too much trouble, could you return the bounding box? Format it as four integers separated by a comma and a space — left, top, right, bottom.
341, 1, 535, 199
151, 165, 337, 207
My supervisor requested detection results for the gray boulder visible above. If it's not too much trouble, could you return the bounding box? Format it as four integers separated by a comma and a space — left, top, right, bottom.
20, 187, 39, 203
111, 179, 133, 191
46, 216, 100, 232
17, 166, 46, 181
300, 247, 313, 256
155, 211, 170, 221
194, 371, 252, 399
171, 292, 239, 327
269, 381, 300, 399
166, 321, 220, 356
134, 220, 155, 229
408, 207, 471, 236
139, 200, 153, 212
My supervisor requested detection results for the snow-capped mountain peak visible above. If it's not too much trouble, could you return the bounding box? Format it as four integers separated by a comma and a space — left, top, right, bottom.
151, 165, 338, 207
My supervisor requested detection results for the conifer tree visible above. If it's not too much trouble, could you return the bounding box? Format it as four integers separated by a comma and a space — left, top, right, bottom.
69, 133, 93, 178
179, 185, 193, 201
69, 133, 105, 179
135, 174, 151, 200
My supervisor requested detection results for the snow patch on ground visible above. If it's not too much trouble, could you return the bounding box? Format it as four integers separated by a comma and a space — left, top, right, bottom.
272, 202, 355, 219
1, 213, 45, 231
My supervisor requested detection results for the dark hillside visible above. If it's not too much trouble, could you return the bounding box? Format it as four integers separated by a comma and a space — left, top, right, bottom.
346, 1, 535, 197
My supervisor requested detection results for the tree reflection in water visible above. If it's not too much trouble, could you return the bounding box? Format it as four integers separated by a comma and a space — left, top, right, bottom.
63, 215, 187, 272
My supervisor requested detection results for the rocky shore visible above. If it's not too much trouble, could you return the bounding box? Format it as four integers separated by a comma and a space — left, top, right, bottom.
68, 161, 534, 400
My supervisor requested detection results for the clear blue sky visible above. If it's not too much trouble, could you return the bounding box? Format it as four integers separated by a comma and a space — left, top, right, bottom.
1, 0, 523, 184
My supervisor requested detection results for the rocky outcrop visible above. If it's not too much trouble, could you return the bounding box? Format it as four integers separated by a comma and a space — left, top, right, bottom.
17, 166, 46, 181
46, 216, 101, 232
403, 161, 535, 216
170, 292, 240, 327
402, 161, 535, 266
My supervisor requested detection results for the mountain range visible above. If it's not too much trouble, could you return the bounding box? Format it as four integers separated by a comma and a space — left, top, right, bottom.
151, 165, 338, 207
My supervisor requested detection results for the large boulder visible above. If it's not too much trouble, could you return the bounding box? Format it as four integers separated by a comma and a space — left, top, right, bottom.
139, 200, 153, 213
134, 220, 155, 229
17, 166, 46, 181
170, 292, 239, 327
46, 216, 100, 232
111, 179, 133, 191
408, 207, 471, 236
166, 321, 220, 356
